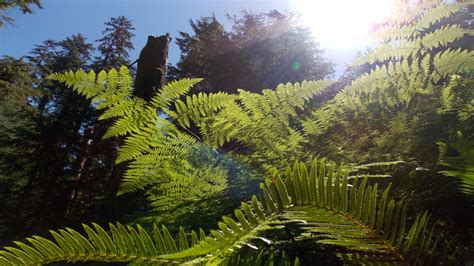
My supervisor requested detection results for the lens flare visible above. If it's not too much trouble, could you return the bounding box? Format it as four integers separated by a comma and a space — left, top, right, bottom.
292, 61, 301, 70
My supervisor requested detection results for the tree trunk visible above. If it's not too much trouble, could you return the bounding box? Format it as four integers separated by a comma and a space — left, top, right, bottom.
104, 34, 171, 215
64, 127, 94, 219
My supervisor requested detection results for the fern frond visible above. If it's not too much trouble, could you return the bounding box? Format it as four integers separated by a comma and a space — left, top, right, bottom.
284, 162, 439, 265
355, 25, 472, 66
275, 80, 334, 110
149, 78, 203, 109
162, 159, 439, 264
433, 49, 474, 80
415, 2, 470, 30
354, 38, 422, 65
0, 223, 191, 265
50, 67, 225, 209
48, 69, 98, 99
422, 25, 472, 50
374, 25, 417, 42
195, 80, 332, 174
169, 92, 236, 128
174, 80, 332, 149
159, 194, 283, 264
438, 132, 474, 197
95, 66, 134, 110
306, 27, 472, 136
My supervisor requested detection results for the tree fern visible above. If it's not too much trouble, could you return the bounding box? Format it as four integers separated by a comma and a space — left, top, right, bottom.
0, 159, 441, 265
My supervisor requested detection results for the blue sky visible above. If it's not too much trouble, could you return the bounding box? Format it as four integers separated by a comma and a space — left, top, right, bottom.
0, 0, 391, 77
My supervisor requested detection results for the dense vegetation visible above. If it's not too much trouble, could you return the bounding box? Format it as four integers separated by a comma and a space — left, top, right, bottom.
0, 0, 472, 265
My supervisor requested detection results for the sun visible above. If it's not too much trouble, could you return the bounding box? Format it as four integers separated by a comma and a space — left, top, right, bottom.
290, 0, 396, 49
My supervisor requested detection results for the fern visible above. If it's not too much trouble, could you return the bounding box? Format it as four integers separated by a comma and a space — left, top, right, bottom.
422, 25, 472, 49
438, 132, 474, 197
49, 67, 227, 210
433, 48, 474, 79
303, 0, 473, 165
0, 159, 440, 265
279, 161, 438, 265
415, 1, 471, 30
174, 80, 334, 174
353, 38, 422, 65
373, 0, 470, 42
437, 74, 474, 122
354, 0, 473, 65
50, 66, 336, 206
358, 24, 472, 65
167, 92, 237, 129
0, 222, 187, 265
49, 67, 335, 210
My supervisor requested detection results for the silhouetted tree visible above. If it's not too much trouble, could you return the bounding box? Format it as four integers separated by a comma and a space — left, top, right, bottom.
0, 56, 39, 242
15, 34, 96, 238
175, 10, 334, 93
0, 0, 42, 28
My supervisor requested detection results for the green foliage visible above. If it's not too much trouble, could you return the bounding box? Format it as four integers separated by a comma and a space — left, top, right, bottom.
438, 132, 474, 197
303, 0, 473, 165
50, 66, 334, 208
49, 67, 228, 210
2, 2, 472, 263
0, 56, 40, 105
0, 159, 441, 265
437, 74, 474, 122
170, 80, 333, 174
0, 222, 189, 265
373, 1, 471, 41
0, 56, 40, 240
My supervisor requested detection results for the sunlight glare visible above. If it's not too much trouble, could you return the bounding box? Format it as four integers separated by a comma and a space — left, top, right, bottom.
291, 0, 396, 49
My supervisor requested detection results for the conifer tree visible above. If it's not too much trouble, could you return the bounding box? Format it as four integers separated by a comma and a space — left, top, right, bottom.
0, 56, 39, 243
94, 16, 135, 71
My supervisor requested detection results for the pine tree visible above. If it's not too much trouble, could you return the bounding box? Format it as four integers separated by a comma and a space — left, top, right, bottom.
94, 16, 135, 71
